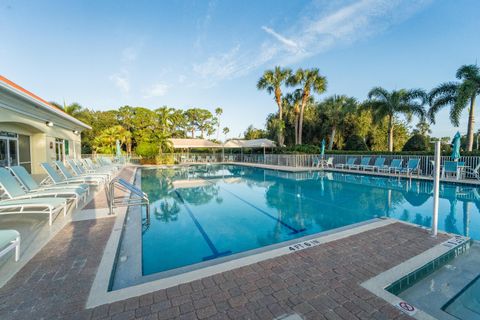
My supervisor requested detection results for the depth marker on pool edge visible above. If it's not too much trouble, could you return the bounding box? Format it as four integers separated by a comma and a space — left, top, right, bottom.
173, 190, 232, 261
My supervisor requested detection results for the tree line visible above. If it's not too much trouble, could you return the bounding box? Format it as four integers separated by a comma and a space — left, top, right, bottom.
51, 103, 229, 156
256, 64, 480, 152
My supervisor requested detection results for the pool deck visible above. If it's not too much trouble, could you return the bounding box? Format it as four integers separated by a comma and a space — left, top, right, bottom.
0, 165, 453, 320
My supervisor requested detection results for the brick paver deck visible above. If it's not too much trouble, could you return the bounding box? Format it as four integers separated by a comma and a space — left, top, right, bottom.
0, 216, 447, 320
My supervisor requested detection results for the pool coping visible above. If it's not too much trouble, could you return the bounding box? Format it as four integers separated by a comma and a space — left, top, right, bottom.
229, 162, 480, 187
86, 167, 398, 308
361, 234, 470, 320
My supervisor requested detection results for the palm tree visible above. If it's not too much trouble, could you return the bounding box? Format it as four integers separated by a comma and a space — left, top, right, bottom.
428, 64, 480, 151
155, 106, 175, 135
92, 125, 131, 154
51, 101, 83, 117
215, 107, 223, 140
320, 95, 357, 150
367, 87, 426, 152
222, 127, 230, 141
287, 68, 327, 145
284, 89, 305, 145
257, 66, 292, 145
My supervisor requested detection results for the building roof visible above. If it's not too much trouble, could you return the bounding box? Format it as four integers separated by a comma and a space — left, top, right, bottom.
0, 75, 91, 130
170, 138, 223, 149
223, 139, 276, 148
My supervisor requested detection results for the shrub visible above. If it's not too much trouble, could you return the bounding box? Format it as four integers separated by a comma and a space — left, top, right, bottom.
344, 135, 368, 151
402, 134, 430, 152
135, 142, 159, 159
156, 154, 174, 164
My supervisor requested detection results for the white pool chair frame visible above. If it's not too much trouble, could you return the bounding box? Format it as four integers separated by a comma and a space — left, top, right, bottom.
0, 231, 20, 262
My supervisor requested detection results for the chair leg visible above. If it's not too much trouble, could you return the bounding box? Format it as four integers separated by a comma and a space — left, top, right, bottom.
15, 237, 20, 262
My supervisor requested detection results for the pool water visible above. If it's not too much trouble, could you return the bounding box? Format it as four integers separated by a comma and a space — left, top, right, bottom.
140, 164, 480, 275
444, 275, 480, 319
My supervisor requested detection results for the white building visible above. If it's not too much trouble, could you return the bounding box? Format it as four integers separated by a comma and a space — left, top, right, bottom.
0, 76, 90, 175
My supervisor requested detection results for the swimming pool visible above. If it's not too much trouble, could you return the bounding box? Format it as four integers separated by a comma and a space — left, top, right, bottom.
134, 165, 480, 274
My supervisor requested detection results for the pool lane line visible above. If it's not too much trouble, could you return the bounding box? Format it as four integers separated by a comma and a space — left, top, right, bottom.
173, 189, 232, 261
200, 178, 306, 235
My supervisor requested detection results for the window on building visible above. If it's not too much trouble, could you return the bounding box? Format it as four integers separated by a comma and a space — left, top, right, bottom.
0, 132, 19, 168
55, 138, 65, 161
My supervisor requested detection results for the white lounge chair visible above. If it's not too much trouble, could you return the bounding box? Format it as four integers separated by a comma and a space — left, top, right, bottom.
77, 158, 114, 174
0, 168, 67, 225
378, 159, 403, 174
335, 157, 357, 170
41, 162, 98, 187
0, 230, 20, 262
363, 158, 386, 172
67, 159, 111, 181
351, 157, 371, 170
54, 161, 105, 184
9, 166, 88, 208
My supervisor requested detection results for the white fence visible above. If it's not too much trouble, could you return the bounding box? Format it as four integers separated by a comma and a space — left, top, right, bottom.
172, 153, 480, 177
85, 152, 480, 177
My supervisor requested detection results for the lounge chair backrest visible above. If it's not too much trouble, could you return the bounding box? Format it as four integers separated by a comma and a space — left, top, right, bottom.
444, 161, 458, 173
326, 157, 334, 165
407, 158, 420, 169
360, 157, 371, 165
101, 157, 113, 165
85, 158, 98, 169
10, 166, 39, 190
55, 161, 74, 179
373, 157, 385, 166
41, 163, 64, 184
390, 159, 402, 168
0, 168, 27, 198
67, 160, 83, 175
80, 159, 91, 170
347, 157, 356, 165
73, 159, 87, 173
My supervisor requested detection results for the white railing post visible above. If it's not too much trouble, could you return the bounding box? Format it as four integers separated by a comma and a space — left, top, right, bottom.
431, 141, 441, 237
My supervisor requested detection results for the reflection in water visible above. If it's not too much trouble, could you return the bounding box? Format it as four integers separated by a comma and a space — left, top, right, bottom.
141, 165, 480, 271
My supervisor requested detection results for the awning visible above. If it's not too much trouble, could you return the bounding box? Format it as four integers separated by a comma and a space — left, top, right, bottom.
223, 139, 276, 148
170, 138, 223, 149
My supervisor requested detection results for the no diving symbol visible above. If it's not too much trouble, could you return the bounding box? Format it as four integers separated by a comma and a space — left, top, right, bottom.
396, 301, 416, 315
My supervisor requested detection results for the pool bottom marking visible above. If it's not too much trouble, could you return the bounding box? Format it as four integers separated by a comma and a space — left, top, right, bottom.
201, 178, 306, 235
173, 190, 232, 261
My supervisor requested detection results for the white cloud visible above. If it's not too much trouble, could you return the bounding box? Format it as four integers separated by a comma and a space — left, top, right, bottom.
275, 0, 432, 62
261, 26, 301, 53
143, 83, 169, 98
193, 45, 242, 80
109, 71, 130, 94
193, 0, 431, 84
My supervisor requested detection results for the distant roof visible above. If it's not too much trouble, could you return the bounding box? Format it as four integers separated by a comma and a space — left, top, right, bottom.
0, 75, 91, 130
170, 138, 223, 148
223, 139, 276, 148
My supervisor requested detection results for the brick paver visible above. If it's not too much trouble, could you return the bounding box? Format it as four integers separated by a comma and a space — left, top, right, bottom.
0, 167, 448, 320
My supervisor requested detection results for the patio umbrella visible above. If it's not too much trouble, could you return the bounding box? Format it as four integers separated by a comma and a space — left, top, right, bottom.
320, 139, 326, 159
451, 131, 461, 161
116, 140, 122, 158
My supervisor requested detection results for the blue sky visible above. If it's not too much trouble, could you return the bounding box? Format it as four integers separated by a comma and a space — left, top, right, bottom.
1, 0, 479, 140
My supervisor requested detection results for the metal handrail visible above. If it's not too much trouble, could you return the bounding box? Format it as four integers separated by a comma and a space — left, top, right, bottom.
107, 177, 150, 226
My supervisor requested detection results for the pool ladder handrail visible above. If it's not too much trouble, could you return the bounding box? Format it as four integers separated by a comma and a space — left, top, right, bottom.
107, 177, 150, 225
